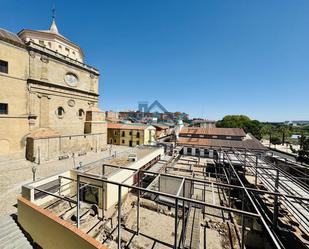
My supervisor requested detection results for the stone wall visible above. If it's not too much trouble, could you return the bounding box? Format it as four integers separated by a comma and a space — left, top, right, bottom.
26, 133, 107, 163
0, 39, 30, 156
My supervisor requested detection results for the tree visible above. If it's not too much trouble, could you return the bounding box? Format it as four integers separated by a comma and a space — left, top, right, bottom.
290, 134, 309, 164
261, 124, 274, 147
270, 136, 282, 148
277, 125, 290, 145
216, 115, 251, 128
216, 115, 263, 139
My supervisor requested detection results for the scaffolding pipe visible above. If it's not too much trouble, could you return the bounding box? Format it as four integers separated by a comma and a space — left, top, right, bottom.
118, 185, 121, 249
273, 169, 280, 229
137, 171, 140, 235
224, 152, 284, 249
76, 175, 80, 228
174, 198, 179, 249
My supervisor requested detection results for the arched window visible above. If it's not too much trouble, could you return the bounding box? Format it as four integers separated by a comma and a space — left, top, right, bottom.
57, 107, 65, 118
78, 109, 85, 118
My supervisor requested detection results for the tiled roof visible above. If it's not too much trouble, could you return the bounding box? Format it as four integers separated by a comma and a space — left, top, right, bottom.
0, 28, 25, 47
107, 123, 154, 130
177, 136, 266, 151
27, 128, 60, 139
152, 124, 170, 130
180, 127, 246, 137
106, 117, 120, 123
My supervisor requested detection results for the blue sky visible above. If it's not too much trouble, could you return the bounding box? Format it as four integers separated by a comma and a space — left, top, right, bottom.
1, 0, 309, 121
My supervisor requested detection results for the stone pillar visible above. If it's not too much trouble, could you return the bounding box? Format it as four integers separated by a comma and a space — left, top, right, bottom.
183, 147, 187, 155
192, 148, 196, 156
209, 149, 213, 158
200, 149, 204, 157
39, 95, 50, 128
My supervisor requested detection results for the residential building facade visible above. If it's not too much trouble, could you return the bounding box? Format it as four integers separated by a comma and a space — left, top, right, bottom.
107, 123, 156, 146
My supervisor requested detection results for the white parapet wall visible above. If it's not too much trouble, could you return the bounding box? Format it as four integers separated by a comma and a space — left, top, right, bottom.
21, 170, 73, 206
105, 147, 164, 209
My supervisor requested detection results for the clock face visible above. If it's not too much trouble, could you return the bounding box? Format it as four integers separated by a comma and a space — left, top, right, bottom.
64, 73, 78, 87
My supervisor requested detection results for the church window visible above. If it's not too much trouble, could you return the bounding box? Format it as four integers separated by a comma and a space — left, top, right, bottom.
56, 107, 65, 118
78, 109, 85, 118
0, 60, 8, 74
0, 103, 8, 114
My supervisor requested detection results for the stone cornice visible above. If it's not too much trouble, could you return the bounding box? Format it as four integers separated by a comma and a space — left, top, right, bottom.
28, 78, 99, 97
27, 42, 100, 76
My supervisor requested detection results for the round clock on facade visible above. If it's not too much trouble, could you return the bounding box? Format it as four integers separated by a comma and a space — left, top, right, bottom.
64, 73, 78, 87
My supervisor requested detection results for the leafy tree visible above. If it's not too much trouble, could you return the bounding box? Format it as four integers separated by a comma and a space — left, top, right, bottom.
290, 134, 309, 164
261, 124, 274, 147
216, 115, 263, 139
216, 115, 251, 128
277, 125, 291, 145
270, 136, 282, 147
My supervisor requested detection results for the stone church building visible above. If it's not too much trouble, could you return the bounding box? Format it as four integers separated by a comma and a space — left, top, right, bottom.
0, 18, 107, 162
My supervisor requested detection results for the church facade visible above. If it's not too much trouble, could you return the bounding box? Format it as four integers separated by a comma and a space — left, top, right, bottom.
0, 18, 107, 162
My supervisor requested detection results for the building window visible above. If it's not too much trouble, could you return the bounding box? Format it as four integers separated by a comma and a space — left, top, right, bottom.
212, 135, 218, 139
39, 40, 45, 46
136, 141, 140, 145
114, 139, 116, 143
65, 48, 70, 55
114, 131, 117, 135
56, 107, 65, 118
78, 109, 85, 118
58, 45, 62, 51
129, 131, 132, 135
122, 140, 125, 144
226, 136, 232, 139
122, 131, 125, 137
0, 103, 8, 114
0, 60, 8, 74
136, 132, 140, 138
48, 42, 52, 48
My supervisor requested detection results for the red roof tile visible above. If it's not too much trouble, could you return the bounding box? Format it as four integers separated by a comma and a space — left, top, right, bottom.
177, 137, 266, 150
180, 127, 246, 137
107, 123, 153, 130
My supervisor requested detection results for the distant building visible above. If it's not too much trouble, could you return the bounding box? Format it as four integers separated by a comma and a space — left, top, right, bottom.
107, 123, 156, 146
105, 111, 119, 123
191, 119, 216, 128
177, 127, 266, 157
0, 18, 106, 161
152, 124, 173, 139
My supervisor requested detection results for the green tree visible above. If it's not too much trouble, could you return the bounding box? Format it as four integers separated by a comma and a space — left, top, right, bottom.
277, 125, 290, 145
270, 136, 282, 148
216, 115, 263, 139
261, 124, 274, 147
216, 115, 251, 128
291, 134, 309, 164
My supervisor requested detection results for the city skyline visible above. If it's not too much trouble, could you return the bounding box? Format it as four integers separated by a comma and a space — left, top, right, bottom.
2, 0, 309, 121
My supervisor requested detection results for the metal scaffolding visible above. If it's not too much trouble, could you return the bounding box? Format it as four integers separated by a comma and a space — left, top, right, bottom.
33, 148, 309, 249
